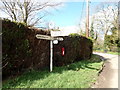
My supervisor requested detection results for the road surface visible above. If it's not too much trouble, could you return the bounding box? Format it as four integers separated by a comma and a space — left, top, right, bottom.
92, 52, 119, 88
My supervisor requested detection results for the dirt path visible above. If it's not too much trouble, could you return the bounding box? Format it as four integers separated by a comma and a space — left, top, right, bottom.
92, 52, 118, 88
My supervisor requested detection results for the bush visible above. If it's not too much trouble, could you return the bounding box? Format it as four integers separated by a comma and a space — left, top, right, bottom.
2, 20, 93, 79
53, 36, 93, 66
69, 33, 80, 37
2, 19, 30, 78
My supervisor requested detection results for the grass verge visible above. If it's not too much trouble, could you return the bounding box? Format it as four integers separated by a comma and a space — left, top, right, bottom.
107, 52, 120, 55
3, 54, 103, 88
94, 50, 120, 55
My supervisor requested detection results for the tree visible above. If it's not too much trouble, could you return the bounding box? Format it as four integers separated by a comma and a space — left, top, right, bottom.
90, 17, 94, 40
94, 3, 118, 47
104, 27, 119, 52
0, 0, 62, 26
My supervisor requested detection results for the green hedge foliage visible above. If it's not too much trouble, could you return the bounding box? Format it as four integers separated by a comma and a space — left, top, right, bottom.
2, 19, 30, 78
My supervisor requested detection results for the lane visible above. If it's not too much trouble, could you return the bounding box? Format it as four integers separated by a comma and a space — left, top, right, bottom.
92, 52, 118, 88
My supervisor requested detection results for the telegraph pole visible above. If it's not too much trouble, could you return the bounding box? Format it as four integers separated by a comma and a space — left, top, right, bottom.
86, 0, 89, 38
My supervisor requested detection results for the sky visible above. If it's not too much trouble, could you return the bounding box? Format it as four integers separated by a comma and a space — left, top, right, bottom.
0, 0, 118, 36
0, 0, 117, 28
40, 1, 118, 37
44, 2, 85, 27
37, 1, 101, 36
40, 1, 100, 28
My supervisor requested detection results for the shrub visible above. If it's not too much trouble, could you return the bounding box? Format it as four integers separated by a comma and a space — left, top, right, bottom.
2, 19, 30, 78
69, 33, 80, 37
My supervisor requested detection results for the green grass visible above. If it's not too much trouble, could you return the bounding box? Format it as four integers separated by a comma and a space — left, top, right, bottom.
3, 54, 103, 88
107, 52, 120, 55
94, 50, 120, 55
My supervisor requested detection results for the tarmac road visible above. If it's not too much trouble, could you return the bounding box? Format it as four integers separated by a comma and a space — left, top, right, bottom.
92, 52, 119, 88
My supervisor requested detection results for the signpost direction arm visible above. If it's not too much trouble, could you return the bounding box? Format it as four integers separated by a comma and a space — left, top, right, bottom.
36, 34, 54, 40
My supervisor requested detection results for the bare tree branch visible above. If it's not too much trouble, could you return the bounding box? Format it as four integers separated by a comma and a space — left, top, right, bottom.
0, 0, 62, 26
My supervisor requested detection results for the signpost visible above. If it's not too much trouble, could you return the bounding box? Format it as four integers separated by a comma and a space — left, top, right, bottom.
50, 40, 53, 72
36, 24, 63, 72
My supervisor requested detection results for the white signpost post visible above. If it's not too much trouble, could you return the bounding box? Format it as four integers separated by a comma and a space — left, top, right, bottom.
36, 21, 63, 72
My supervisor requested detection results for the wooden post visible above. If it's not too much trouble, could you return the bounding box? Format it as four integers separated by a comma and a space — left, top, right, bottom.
50, 39, 53, 72
86, 0, 89, 38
